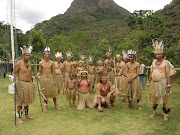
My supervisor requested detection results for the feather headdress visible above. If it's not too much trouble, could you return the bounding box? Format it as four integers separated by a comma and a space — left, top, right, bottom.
127, 49, 136, 57
106, 48, 111, 56
43, 47, 51, 54
20, 45, 33, 55
116, 54, 121, 58
66, 51, 73, 57
98, 60, 103, 64
122, 50, 129, 59
55, 52, 63, 58
152, 38, 164, 54
89, 56, 93, 62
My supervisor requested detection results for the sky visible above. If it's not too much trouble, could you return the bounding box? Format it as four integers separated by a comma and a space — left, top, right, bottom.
0, 0, 172, 33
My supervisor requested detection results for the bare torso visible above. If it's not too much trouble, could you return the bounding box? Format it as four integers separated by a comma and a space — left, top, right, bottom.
151, 60, 168, 82
122, 63, 128, 76
40, 60, 54, 78
126, 61, 140, 78
88, 65, 95, 75
54, 61, 63, 75
97, 81, 111, 96
15, 60, 32, 82
79, 80, 90, 94
67, 79, 76, 90
116, 61, 125, 75
104, 58, 114, 72
77, 67, 84, 76
63, 61, 72, 73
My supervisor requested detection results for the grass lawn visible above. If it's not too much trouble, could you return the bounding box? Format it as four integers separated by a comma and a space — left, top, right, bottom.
0, 77, 180, 135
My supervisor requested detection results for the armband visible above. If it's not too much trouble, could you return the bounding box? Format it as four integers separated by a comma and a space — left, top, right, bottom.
167, 84, 171, 87
96, 95, 102, 99
110, 85, 115, 91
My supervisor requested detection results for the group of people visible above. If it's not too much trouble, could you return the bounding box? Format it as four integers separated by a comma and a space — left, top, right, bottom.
13, 38, 171, 124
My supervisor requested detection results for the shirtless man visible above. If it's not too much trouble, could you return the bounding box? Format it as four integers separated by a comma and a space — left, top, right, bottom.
125, 49, 142, 110
66, 72, 77, 108
115, 55, 125, 100
120, 51, 129, 102
96, 60, 104, 84
148, 39, 171, 120
35, 47, 60, 111
87, 57, 96, 92
14, 46, 35, 124
94, 71, 116, 112
104, 50, 114, 84
54, 52, 64, 98
63, 51, 73, 94
77, 60, 85, 80
72, 61, 78, 81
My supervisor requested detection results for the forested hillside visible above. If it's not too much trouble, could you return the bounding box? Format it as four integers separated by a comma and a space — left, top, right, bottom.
0, 0, 179, 67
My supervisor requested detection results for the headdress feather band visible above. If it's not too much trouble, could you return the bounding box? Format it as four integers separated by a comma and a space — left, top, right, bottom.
20, 45, 33, 55
152, 38, 164, 54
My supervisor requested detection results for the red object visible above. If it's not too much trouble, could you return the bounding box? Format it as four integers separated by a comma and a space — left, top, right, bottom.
102, 70, 106, 77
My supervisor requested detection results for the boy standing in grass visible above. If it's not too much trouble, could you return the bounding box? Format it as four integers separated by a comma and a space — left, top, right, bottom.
66, 72, 77, 108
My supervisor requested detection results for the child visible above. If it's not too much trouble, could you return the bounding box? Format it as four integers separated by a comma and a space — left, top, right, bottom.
66, 72, 77, 108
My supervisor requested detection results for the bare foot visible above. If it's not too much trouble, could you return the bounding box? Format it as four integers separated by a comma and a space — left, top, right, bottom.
125, 104, 130, 108
164, 114, 168, 120
25, 115, 34, 120
18, 118, 24, 124
149, 113, 157, 118
55, 105, 61, 110
44, 106, 48, 112
138, 106, 142, 110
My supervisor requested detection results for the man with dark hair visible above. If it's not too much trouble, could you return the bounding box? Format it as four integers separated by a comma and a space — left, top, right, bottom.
14, 46, 35, 124
2, 58, 8, 78
35, 47, 61, 112
138, 59, 146, 90
125, 49, 142, 110
148, 39, 171, 120
93, 71, 116, 112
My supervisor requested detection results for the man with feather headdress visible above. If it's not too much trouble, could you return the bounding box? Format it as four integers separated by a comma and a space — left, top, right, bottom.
54, 52, 64, 98
63, 51, 73, 94
35, 47, 61, 112
14, 45, 35, 124
148, 38, 171, 120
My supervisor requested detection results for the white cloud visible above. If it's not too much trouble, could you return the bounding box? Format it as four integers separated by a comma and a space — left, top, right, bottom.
0, 0, 172, 33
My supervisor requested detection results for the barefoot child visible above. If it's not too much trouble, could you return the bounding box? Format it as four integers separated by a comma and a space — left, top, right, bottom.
66, 72, 77, 108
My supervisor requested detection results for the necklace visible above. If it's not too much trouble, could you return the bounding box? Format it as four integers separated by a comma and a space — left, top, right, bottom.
155, 60, 163, 66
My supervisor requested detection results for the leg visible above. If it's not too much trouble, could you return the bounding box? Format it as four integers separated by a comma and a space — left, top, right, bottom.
56, 90, 60, 99
137, 100, 142, 110
44, 99, 48, 112
24, 106, 34, 120
53, 98, 61, 110
142, 76, 146, 90
163, 103, 170, 120
149, 104, 158, 117
17, 105, 24, 124
73, 101, 75, 108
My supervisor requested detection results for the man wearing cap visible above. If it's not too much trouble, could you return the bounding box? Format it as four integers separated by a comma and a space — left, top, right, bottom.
54, 52, 64, 98
35, 47, 61, 111
125, 49, 142, 110
148, 39, 171, 120
14, 46, 35, 124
